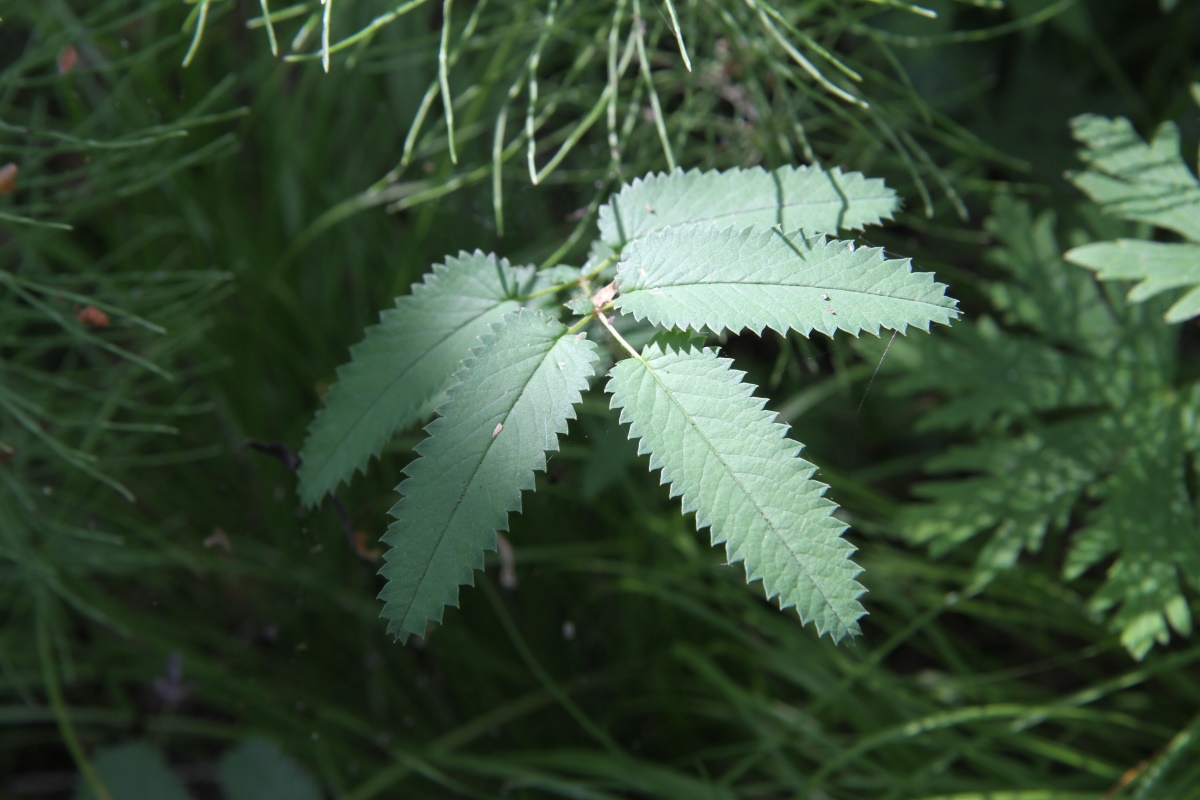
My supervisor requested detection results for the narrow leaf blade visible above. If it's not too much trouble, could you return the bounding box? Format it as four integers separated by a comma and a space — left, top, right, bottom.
598, 166, 899, 250
606, 342, 866, 641
378, 310, 598, 642
614, 224, 958, 339
298, 252, 553, 506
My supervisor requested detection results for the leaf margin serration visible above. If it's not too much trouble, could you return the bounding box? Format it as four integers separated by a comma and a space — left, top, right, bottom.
605, 340, 866, 641
377, 308, 599, 642
594, 164, 900, 255
297, 251, 553, 507
613, 222, 959, 340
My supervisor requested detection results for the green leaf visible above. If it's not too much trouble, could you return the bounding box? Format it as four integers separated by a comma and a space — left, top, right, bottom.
1064, 398, 1200, 660
298, 251, 561, 506
597, 165, 899, 250
75, 743, 192, 800
1067, 114, 1200, 241
981, 195, 1117, 353
1065, 240, 1200, 323
378, 309, 598, 642
614, 224, 958, 339
606, 341, 865, 641
895, 197, 1196, 658
902, 419, 1113, 565
218, 739, 322, 800
888, 317, 1116, 431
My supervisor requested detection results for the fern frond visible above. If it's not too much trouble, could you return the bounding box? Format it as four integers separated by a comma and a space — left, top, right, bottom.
1067, 114, 1200, 241
298, 252, 559, 506
902, 419, 1112, 565
889, 317, 1114, 431
981, 196, 1117, 352
606, 341, 865, 641
614, 224, 958, 339
1064, 399, 1200, 660
895, 196, 1199, 658
378, 309, 598, 642
597, 166, 899, 250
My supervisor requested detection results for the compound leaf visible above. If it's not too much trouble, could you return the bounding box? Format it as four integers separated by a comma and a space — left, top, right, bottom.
982, 196, 1117, 352
902, 418, 1114, 567
1067, 114, 1200, 241
378, 310, 597, 642
1064, 398, 1200, 660
888, 317, 1116, 431
298, 252, 560, 506
597, 165, 898, 251
614, 224, 958, 339
896, 197, 1195, 658
606, 341, 865, 641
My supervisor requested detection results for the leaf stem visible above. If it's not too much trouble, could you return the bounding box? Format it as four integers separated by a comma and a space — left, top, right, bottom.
596, 307, 640, 359
438, 0, 457, 163
583, 253, 620, 282
38, 596, 113, 800
566, 313, 594, 335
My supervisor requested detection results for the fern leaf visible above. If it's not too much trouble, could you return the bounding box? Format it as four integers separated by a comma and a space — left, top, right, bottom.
597, 166, 899, 250
902, 419, 1113, 565
378, 309, 598, 642
982, 196, 1117, 352
614, 224, 958, 339
895, 197, 1196, 658
888, 317, 1116, 431
606, 341, 865, 641
1065, 240, 1200, 323
1067, 114, 1200, 241
1064, 399, 1200, 660
298, 252, 560, 506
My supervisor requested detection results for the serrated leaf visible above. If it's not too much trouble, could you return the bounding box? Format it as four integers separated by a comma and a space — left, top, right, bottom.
1065, 240, 1200, 323
1068, 114, 1200, 241
597, 166, 899, 251
614, 224, 958, 339
378, 309, 598, 642
298, 252, 562, 506
606, 342, 865, 641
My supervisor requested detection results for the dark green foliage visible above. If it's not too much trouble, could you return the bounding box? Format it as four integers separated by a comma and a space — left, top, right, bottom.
4, 0, 1200, 798
895, 196, 1200, 659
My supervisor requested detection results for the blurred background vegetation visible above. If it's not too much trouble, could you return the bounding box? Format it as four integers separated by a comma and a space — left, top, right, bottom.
2, 0, 1199, 797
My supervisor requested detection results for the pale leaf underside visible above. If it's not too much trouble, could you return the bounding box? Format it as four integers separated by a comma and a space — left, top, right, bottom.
596, 165, 899, 251
1066, 240, 1200, 323
606, 342, 866, 641
378, 310, 598, 642
1068, 114, 1200, 241
298, 252, 559, 507
614, 224, 959, 339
